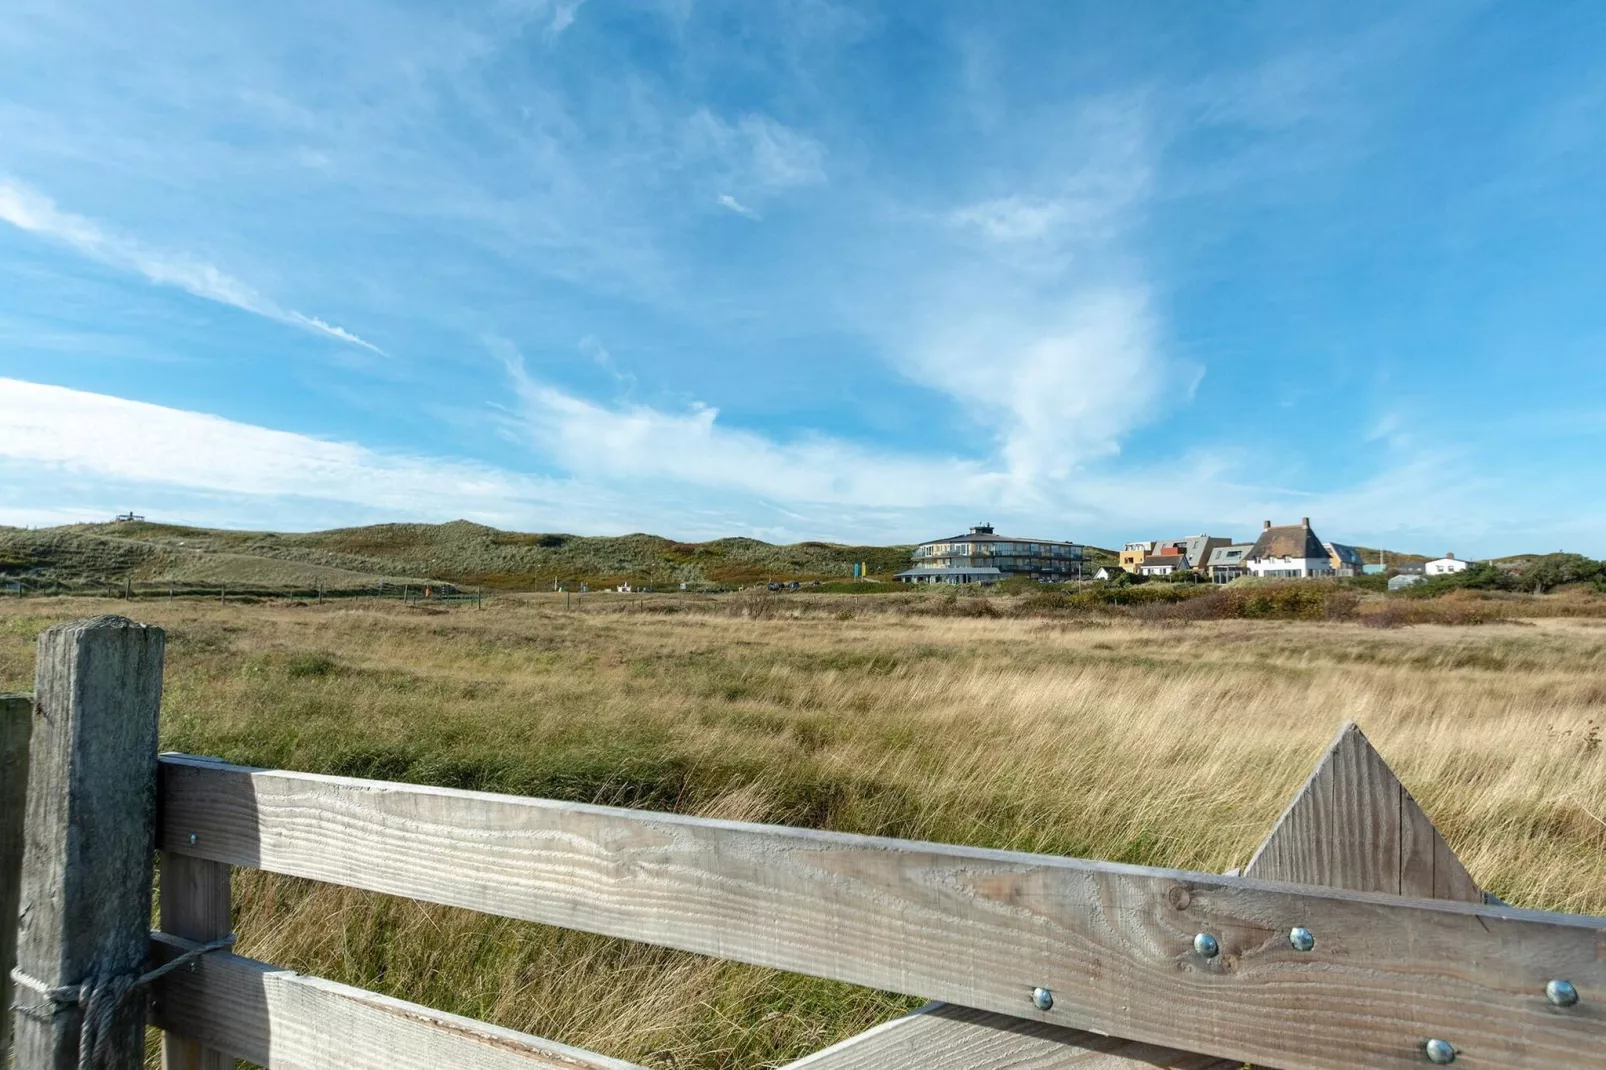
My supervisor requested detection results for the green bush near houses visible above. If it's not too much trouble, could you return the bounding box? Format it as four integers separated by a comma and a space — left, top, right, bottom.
1518, 553, 1605, 594
1403, 562, 1521, 598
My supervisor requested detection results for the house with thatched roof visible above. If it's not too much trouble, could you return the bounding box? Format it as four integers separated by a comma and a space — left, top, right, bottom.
1243, 518, 1337, 579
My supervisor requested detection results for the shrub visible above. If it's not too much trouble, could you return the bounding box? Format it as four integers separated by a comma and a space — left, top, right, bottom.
1223, 582, 1360, 620
1520, 553, 1605, 594
1405, 562, 1520, 598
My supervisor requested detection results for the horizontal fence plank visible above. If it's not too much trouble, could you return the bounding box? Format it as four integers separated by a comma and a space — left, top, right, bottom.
782, 1002, 1240, 1070
148, 933, 643, 1070
157, 755, 1606, 1070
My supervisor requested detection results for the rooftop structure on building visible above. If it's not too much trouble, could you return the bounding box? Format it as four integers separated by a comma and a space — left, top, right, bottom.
896, 524, 1083, 585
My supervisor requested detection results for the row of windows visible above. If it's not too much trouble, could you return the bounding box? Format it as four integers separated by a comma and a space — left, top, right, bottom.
917, 542, 1081, 558
920, 558, 1080, 573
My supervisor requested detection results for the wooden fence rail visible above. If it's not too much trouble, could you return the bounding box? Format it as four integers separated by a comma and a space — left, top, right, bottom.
5, 617, 1604, 1070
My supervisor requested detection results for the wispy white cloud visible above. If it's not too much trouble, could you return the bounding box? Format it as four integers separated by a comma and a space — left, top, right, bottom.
684, 110, 826, 212
0, 177, 382, 353
717, 193, 761, 220
497, 350, 1005, 508
544, 0, 587, 38
0, 377, 549, 522
950, 196, 1067, 242
578, 335, 637, 390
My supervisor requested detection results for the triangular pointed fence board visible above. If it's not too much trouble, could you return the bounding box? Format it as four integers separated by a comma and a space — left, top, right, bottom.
781, 1003, 1238, 1070
782, 722, 1483, 1070
1243, 722, 1481, 901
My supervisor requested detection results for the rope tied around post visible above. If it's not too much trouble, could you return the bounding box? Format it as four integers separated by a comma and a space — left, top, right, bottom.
9, 932, 237, 1070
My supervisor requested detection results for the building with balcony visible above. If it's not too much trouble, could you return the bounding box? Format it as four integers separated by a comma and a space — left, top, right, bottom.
896, 524, 1084, 585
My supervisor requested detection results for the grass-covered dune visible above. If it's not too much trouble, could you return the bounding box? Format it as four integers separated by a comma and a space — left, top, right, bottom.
0, 520, 921, 590
3, 595, 1603, 1068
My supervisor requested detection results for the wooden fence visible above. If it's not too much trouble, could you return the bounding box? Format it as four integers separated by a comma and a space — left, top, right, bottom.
3, 616, 1602, 1070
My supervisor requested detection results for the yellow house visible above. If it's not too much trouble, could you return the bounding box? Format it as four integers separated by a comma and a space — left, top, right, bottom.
1119, 541, 1157, 572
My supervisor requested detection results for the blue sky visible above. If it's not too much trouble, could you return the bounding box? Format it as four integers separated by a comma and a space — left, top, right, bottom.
1, 0, 1602, 556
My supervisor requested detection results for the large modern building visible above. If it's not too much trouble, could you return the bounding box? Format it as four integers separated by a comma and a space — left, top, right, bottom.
896, 524, 1084, 585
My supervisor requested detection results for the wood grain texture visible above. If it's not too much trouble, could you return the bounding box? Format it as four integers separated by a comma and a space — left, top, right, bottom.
783, 1002, 1239, 1070
1, 692, 31, 1062
147, 933, 644, 1070
784, 723, 1495, 1070
157, 755, 1606, 1070
1244, 723, 1480, 901
13, 618, 164, 1070
158, 855, 232, 1070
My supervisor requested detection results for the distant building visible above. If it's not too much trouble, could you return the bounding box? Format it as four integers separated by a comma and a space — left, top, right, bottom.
896, 524, 1083, 585
1119, 541, 1157, 573
1093, 565, 1123, 581
1324, 542, 1367, 577
1242, 518, 1337, 579
1425, 553, 1470, 577
1121, 534, 1230, 574
1204, 544, 1255, 583
1138, 554, 1188, 577
1170, 535, 1233, 571
1389, 574, 1425, 591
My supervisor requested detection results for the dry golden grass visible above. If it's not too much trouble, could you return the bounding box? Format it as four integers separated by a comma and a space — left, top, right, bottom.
1, 594, 1602, 1068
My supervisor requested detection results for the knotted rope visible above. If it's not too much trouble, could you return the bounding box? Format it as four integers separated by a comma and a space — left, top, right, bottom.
9, 933, 236, 1070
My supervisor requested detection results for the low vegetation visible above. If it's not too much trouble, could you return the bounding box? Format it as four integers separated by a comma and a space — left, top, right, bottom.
0, 521, 919, 592
2, 593, 1603, 1068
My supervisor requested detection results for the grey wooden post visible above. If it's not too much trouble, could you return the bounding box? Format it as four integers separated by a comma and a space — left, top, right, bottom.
2, 692, 33, 1062
11, 617, 165, 1070
157, 856, 231, 1070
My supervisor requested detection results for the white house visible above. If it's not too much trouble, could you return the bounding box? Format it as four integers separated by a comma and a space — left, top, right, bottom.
1138, 554, 1187, 577
1242, 518, 1337, 579
1425, 553, 1470, 577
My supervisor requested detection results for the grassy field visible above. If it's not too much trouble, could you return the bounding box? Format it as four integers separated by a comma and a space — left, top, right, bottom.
2, 593, 1604, 1068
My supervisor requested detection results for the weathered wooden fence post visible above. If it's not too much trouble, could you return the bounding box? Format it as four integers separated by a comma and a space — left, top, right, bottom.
11, 617, 164, 1070
2, 692, 33, 1061
157, 855, 231, 1070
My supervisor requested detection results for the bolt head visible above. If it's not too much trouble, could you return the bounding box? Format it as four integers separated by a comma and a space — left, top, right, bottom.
1031, 987, 1054, 1011
1425, 1039, 1456, 1064
1289, 926, 1315, 952
1192, 932, 1220, 958
1545, 979, 1579, 1007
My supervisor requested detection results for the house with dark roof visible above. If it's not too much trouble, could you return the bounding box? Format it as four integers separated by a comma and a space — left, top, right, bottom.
1242, 518, 1337, 579
895, 524, 1083, 585
1204, 543, 1255, 583
1324, 542, 1367, 577
1137, 553, 1188, 576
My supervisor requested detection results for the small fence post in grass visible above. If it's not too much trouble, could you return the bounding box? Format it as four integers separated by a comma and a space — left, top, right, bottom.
11, 616, 165, 1070
2, 692, 33, 1062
